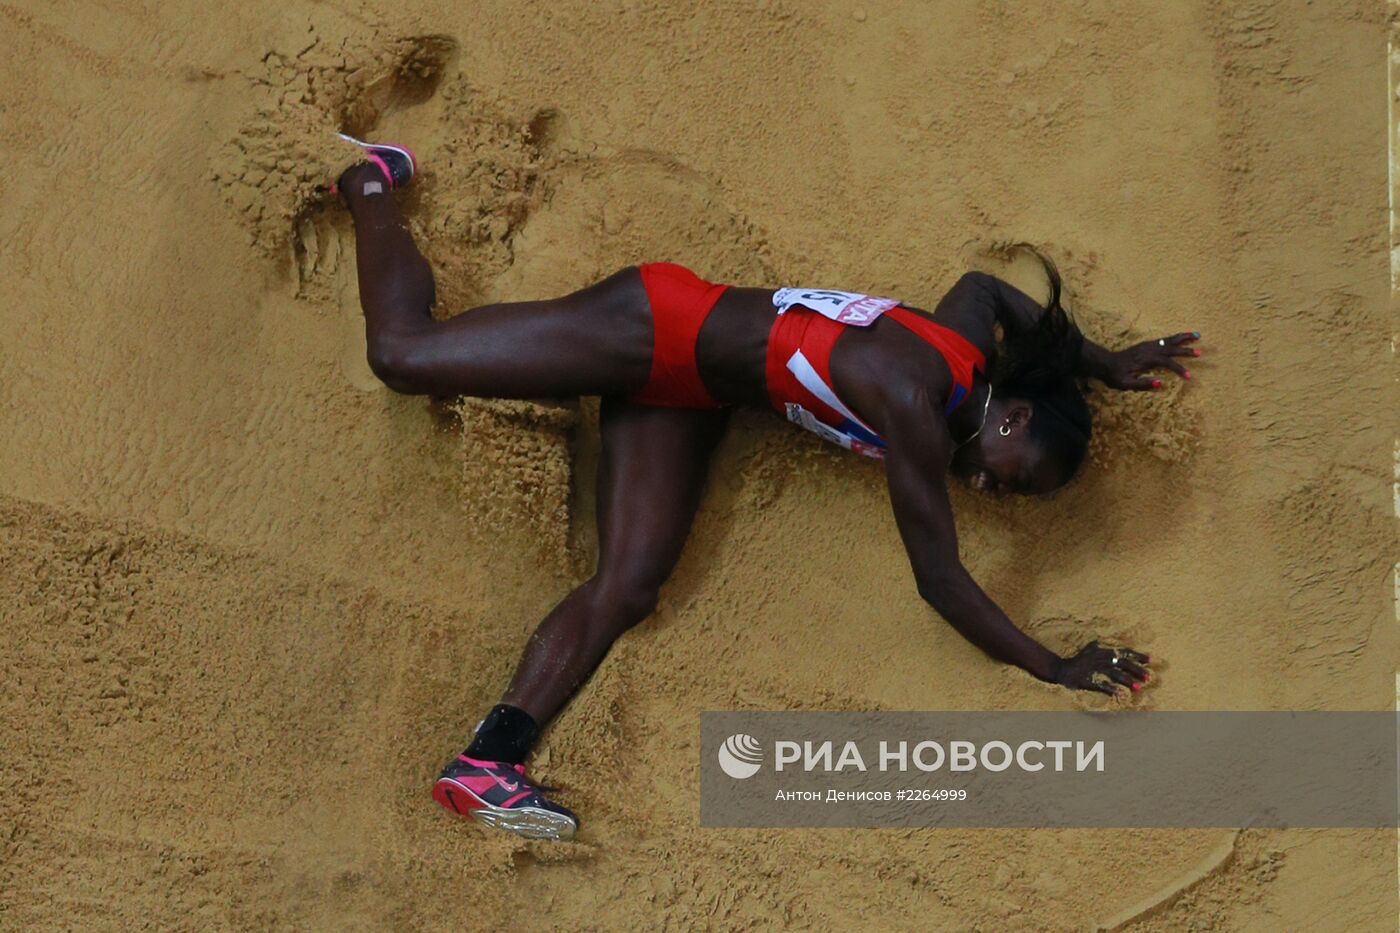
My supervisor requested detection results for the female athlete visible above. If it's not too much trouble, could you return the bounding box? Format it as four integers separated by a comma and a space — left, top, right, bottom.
331, 138, 1199, 840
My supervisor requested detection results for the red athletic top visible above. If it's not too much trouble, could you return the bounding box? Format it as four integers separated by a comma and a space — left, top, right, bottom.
630, 265, 987, 460
764, 304, 986, 459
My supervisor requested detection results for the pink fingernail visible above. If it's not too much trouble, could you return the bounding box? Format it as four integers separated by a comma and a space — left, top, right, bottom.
1193, 348, 1201, 357
1131, 682, 1141, 692
1183, 371, 1191, 380
1152, 379, 1162, 389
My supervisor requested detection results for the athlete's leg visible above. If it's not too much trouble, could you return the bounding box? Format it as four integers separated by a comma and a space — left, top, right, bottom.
340, 163, 652, 398
434, 379, 726, 838
499, 398, 729, 727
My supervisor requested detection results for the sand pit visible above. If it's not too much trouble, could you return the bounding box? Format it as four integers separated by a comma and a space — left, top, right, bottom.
1, 1, 1395, 928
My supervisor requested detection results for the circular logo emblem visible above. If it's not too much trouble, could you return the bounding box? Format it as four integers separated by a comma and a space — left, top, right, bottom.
717, 733, 763, 779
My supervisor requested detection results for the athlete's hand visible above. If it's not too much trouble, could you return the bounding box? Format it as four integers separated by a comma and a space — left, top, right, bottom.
1098, 332, 1200, 390
1054, 641, 1151, 696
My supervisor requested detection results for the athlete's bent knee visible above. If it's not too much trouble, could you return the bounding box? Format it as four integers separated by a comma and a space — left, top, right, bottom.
588, 576, 661, 632
367, 335, 429, 394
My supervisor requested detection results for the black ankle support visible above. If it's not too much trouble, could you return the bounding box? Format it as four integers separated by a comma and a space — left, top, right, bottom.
464, 704, 540, 765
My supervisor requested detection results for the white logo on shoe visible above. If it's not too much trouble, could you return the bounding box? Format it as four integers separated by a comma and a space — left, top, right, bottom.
718, 733, 763, 779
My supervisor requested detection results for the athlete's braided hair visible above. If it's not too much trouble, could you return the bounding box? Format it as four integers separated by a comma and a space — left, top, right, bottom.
987, 244, 1092, 487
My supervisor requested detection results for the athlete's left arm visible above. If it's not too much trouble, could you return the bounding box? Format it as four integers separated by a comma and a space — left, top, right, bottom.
871, 389, 1147, 694
934, 271, 1200, 391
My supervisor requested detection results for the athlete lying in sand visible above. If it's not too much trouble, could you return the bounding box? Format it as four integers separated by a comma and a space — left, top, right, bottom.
332, 137, 1199, 840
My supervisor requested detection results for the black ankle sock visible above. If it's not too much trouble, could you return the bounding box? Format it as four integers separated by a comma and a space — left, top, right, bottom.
464, 704, 539, 765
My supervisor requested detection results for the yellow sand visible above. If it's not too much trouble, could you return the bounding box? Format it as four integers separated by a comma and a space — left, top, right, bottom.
1, 1, 1395, 929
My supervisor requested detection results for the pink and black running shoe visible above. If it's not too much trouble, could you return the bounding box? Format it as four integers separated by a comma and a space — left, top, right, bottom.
333, 132, 418, 191
432, 755, 579, 841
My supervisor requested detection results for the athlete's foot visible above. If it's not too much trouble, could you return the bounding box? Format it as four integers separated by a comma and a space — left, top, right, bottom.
330, 134, 418, 199
433, 754, 579, 841
335, 163, 392, 210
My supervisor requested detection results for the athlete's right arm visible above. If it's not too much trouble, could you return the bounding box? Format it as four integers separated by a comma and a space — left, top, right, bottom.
936, 271, 1113, 377
938, 271, 1199, 391
878, 392, 1147, 694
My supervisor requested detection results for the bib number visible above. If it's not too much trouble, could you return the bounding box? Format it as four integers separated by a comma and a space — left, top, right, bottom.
772, 288, 899, 326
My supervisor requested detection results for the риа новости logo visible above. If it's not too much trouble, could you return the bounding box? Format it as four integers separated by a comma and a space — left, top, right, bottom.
718, 733, 762, 779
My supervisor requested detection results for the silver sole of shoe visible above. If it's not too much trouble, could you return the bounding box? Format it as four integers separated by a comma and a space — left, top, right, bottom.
335, 133, 416, 173
471, 804, 578, 841
435, 778, 578, 841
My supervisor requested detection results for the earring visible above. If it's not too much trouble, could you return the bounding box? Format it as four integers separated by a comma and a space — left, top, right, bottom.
999, 424, 1011, 437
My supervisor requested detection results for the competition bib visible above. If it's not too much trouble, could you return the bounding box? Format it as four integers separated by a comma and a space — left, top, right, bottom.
772, 287, 899, 326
